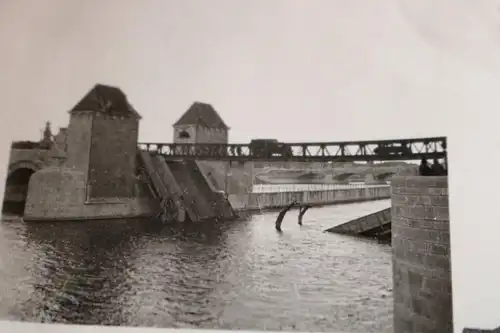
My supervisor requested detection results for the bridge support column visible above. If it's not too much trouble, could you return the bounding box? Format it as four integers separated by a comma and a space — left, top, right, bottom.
196, 161, 254, 211
197, 161, 254, 195
391, 176, 453, 333
224, 161, 254, 195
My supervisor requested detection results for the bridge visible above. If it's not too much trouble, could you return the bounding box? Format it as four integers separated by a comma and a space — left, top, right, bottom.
0, 84, 453, 333
3, 146, 53, 213
4, 139, 423, 204
2, 125, 67, 213
253, 163, 418, 185
330, 163, 418, 182
3, 132, 438, 214
138, 136, 447, 162
3, 138, 435, 214
1, 84, 448, 222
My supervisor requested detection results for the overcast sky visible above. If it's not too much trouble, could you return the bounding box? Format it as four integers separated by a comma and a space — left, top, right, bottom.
2, 0, 500, 332
0, 0, 498, 144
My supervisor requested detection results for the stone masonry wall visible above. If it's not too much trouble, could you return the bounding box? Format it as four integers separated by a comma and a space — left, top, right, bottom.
24, 166, 156, 221
198, 160, 254, 195
229, 185, 391, 210
66, 113, 92, 175
88, 114, 139, 199
391, 176, 453, 333
172, 125, 228, 144
173, 125, 197, 144
195, 126, 228, 144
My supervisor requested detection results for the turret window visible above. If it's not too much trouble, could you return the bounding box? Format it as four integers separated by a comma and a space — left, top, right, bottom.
178, 130, 190, 139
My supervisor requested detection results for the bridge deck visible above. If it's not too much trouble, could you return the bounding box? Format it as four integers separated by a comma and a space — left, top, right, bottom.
138, 136, 446, 162
325, 207, 391, 238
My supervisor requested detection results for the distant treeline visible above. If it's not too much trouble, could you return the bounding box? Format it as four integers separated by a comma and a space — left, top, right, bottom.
11, 141, 50, 150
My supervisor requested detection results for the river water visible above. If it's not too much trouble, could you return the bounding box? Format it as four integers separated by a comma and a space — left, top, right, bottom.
0, 199, 392, 333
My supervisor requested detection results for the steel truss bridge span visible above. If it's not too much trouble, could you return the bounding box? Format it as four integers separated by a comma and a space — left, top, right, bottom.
138, 136, 447, 162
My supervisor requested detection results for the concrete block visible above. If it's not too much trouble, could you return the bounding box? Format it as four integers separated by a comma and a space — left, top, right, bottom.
391, 193, 449, 207
423, 276, 453, 295
391, 176, 452, 333
393, 237, 450, 256
392, 226, 449, 244
391, 185, 448, 196
392, 204, 449, 221
423, 254, 452, 272
394, 216, 450, 231
403, 176, 448, 189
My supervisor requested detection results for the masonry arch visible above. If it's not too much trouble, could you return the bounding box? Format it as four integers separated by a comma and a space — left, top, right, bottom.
2, 160, 42, 215
7, 160, 43, 178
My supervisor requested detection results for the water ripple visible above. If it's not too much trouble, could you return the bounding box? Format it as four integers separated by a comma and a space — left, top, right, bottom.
0, 199, 392, 332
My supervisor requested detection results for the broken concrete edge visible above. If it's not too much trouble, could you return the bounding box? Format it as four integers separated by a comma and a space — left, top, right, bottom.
324, 206, 391, 233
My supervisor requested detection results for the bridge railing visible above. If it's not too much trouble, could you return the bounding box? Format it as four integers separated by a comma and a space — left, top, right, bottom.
251, 183, 389, 193
138, 136, 447, 162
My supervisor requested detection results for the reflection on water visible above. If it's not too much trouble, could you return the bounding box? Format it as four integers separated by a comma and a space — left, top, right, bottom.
0, 200, 392, 332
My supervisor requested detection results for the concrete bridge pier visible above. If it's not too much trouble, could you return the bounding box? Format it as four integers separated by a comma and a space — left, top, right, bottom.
198, 161, 254, 195
391, 176, 453, 333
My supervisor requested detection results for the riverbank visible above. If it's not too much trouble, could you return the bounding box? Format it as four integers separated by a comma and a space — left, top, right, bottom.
229, 185, 391, 212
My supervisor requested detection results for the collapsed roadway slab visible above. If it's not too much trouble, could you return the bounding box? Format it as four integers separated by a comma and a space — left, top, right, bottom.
324, 207, 391, 240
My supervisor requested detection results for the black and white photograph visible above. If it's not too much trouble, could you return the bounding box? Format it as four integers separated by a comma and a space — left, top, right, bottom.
1, 1, 500, 333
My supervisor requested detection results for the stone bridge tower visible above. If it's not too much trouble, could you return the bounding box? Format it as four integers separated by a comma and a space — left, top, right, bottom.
66, 84, 141, 199
172, 102, 252, 195
172, 101, 229, 144
22, 84, 153, 220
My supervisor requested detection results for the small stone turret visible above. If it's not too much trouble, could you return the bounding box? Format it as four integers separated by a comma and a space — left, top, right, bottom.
172, 102, 229, 144
39, 121, 53, 149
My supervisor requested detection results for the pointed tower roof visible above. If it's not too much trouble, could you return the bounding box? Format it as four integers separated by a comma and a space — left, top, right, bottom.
173, 102, 228, 130
69, 83, 141, 119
